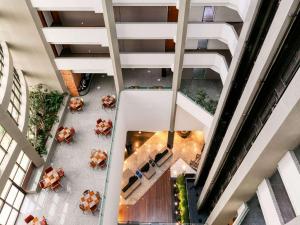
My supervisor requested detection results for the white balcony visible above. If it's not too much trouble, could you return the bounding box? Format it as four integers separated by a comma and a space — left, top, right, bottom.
42, 23, 237, 55
117, 23, 237, 55
42, 27, 108, 45
31, 0, 249, 21
54, 57, 114, 74
54, 53, 228, 83
31, 0, 103, 13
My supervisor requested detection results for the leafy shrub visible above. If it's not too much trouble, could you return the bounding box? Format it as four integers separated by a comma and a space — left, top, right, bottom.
195, 89, 218, 114
28, 85, 64, 155
176, 174, 190, 224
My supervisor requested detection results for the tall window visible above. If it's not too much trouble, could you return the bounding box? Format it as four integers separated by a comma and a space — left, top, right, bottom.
0, 125, 16, 164
0, 151, 30, 225
7, 69, 22, 124
0, 180, 25, 225
0, 45, 4, 83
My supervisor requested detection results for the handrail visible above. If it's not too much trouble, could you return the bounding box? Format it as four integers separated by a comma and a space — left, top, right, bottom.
98, 92, 121, 225
179, 91, 215, 116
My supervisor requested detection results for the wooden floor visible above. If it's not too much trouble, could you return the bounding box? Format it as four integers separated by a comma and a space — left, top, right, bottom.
118, 169, 173, 223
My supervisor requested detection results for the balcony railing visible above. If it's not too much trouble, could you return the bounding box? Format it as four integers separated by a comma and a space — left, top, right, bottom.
203, 11, 300, 212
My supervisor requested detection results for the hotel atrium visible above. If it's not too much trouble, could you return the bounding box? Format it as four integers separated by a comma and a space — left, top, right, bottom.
0, 0, 299, 225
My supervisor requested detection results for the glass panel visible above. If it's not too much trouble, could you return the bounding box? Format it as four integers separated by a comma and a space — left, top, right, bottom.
5, 185, 18, 205
14, 168, 25, 186
0, 150, 5, 162
16, 151, 23, 164
9, 165, 18, 180
13, 192, 24, 209
0, 126, 5, 140
6, 209, 18, 225
1, 180, 12, 199
0, 203, 12, 225
20, 154, 30, 170
7, 140, 17, 154
1, 133, 12, 150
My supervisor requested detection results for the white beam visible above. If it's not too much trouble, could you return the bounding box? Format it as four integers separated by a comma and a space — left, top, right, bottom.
257, 179, 284, 225
278, 151, 300, 216
42, 27, 109, 45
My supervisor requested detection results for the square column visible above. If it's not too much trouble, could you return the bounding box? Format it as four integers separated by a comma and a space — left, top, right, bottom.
167, 0, 191, 147
102, 0, 124, 94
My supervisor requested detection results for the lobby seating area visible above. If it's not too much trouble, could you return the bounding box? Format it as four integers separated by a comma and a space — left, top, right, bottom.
16, 76, 116, 225
120, 131, 204, 205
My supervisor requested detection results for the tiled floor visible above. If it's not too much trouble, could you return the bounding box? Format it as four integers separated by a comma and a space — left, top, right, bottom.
16, 76, 116, 225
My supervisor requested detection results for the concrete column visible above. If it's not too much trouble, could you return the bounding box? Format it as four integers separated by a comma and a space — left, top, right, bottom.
168, 0, 191, 147
0, 107, 44, 167
102, 0, 124, 94
60, 70, 81, 96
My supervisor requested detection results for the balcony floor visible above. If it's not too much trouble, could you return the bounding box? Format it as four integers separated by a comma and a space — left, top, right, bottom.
16, 76, 116, 225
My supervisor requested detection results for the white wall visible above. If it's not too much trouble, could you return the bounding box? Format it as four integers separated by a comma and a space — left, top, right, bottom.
31, 0, 103, 13
176, 92, 213, 132
0, 0, 65, 91
42, 27, 109, 45
100, 90, 173, 225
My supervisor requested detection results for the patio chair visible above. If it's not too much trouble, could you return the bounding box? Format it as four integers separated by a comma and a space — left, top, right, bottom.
99, 160, 107, 169
24, 215, 34, 224
57, 126, 64, 132
108, 120, 113, 126
44, 166, 53, 174
83, 189, 90, 195
65, 136, 73, 144
40, 216, 48, 225
94, 129, 101, 135
96, 118, 103, 124
89, 161, 97, 168
39, 180, 46, 189
70, 127, 75, 135
102, 152, 108, 158
51, 181, 62, 192
79, 204, 86, 214
57, 168, 65, 177
90, 204, 98, 215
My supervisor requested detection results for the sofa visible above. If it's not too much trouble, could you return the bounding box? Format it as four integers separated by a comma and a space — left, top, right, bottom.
121, 169, 141, 199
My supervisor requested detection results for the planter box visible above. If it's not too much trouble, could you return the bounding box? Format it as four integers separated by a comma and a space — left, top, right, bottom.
24, 95, 70, 193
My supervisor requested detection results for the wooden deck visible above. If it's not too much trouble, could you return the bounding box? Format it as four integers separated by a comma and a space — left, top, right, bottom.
118, 169, 174, 223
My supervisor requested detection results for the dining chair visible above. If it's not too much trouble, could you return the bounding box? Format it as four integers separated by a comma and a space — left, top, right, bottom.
24, 215, 34, 224
90, 204, 98, 215
57, 126, 64, 132
79, 204, 86, 214
99, 160, 107, 169
57, 168, 64, 177
40, 216, 48, 225
94, 129, 101, 135
83, 189, 90, 195
102, 152, 108, 158
39, 180, 46, 189
65, 135, 73, 144
44, 166, 53, 174
96, 192, 101, 201
89, 161, 97, 168
51, 181, 62, 192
